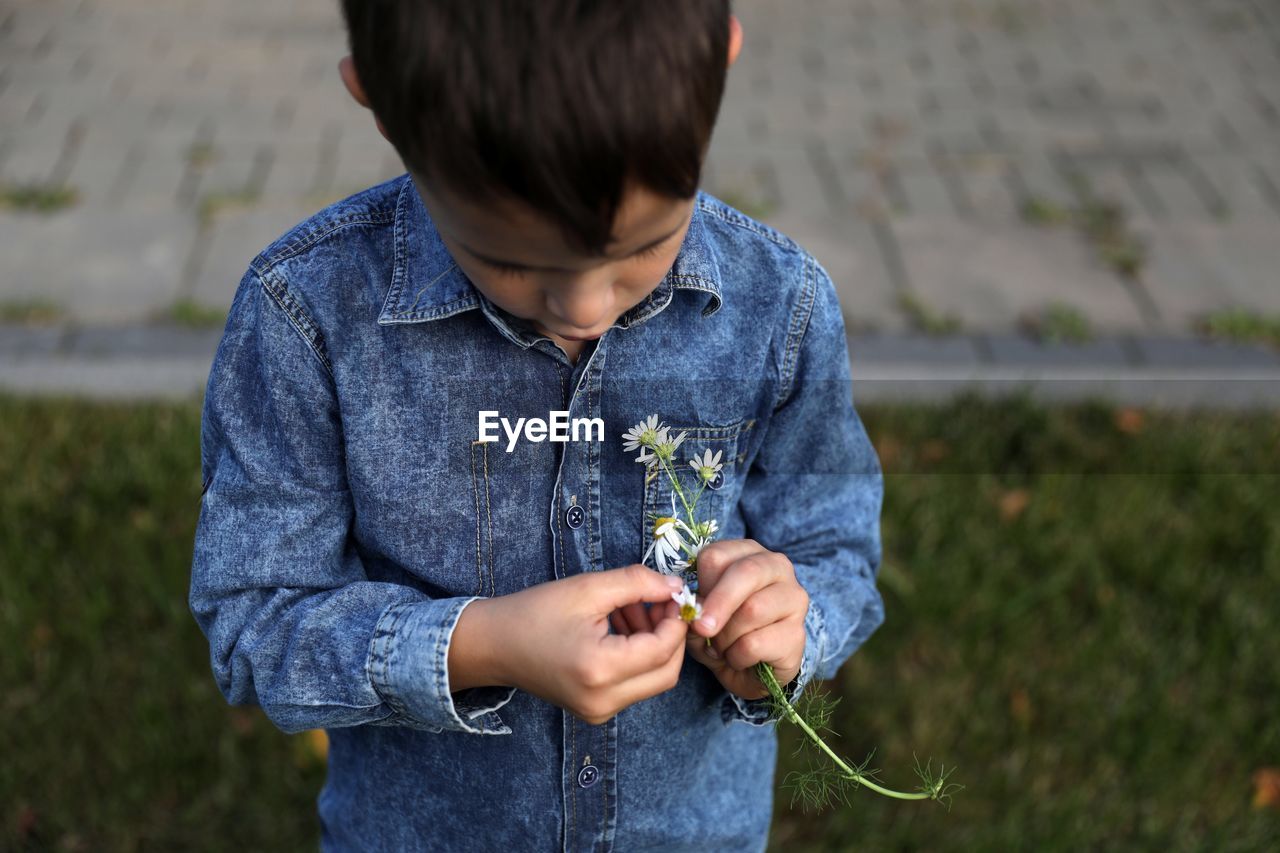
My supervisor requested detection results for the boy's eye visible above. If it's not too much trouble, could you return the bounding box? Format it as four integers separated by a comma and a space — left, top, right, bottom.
632, 241, 667, 260
487, 260, 530, 278
482, 238, 670, 278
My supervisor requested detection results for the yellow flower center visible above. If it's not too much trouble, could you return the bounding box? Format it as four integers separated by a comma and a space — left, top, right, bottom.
679, 603, 700, 622
653, 516, 675, 534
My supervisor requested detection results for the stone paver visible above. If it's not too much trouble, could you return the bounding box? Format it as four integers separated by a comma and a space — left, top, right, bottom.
6, 322, 1277, 409
1, 0, 1279, 399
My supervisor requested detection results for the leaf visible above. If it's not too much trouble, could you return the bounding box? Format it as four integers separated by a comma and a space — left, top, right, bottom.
920, 439, 950, 464
1114, 408, 1145, 435
998, 489, 1031, 522
1252, 767, 1280, 810
306, 728, 329, 761
874, 435, 901, 469
1009, 687, 1033, 727
228, 708, 257, 737
291, 728, 329, 768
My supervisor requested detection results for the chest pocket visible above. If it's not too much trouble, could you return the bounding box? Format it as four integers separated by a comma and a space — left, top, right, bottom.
640, 418, 755, 567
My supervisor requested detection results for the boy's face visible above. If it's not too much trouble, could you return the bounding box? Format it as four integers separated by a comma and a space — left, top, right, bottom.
340, 14, 743, 358
411, 173, 697, 354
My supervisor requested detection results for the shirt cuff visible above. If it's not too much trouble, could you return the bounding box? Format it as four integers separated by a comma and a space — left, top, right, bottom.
368, 596, 516, 735
721, 600, 826, 727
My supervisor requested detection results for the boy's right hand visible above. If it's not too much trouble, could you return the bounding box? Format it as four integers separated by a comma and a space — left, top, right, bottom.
469, 565, 689, 725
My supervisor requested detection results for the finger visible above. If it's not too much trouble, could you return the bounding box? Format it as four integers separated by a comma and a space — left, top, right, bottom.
608, 629, 688, 710
620, 602, 651, 634
591, 564, 686, 614
694, 539, 766, 596
609, 610, 631, 636
720, 618, 804, 674
707, 585, 797, 654
599, 610, 689, 682
692, 552, 786, 637
686, 629, 730, 673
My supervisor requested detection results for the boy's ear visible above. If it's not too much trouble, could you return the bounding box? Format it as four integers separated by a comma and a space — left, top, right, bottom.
338, 55, 391, 143
728, 14, 742, 68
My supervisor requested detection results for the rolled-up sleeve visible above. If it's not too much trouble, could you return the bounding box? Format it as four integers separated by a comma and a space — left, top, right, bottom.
190, 265, 514, 736
724, 252, 885, 727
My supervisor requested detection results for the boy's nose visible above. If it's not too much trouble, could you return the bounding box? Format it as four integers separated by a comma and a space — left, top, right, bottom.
548, 284, 615, 331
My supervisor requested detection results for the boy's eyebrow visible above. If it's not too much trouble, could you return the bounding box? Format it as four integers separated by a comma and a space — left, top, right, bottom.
456, 220, 686, 272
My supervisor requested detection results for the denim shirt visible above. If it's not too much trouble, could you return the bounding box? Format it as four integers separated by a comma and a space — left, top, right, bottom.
189, 172, 885, 852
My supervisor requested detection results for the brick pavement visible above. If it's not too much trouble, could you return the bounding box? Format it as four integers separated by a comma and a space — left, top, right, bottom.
1, 0, 1278, 401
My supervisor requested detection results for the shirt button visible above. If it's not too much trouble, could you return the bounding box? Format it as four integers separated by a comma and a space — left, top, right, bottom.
577, 764, 599, 788
706, 470, 725, 491
565, 504, 585, 529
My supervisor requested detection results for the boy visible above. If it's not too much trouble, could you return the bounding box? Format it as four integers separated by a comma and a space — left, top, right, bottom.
189, 2, 885, 850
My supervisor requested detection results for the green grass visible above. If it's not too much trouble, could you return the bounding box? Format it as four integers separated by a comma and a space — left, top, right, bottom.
897, 291, 963, 336
196, 190, 261, 228
0, 297, 65, 325
0, 181, 79, 213
165, 298, 227, 329
1200, 308, 1280, 350
1, 392, 1278, 849
715, 187, 778, 221
1021, 194, 1148, 279
186, 142, 218, 170
1020, 302, 1095, 344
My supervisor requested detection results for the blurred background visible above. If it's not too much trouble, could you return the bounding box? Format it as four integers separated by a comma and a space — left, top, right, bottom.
2, 0, 1278, 849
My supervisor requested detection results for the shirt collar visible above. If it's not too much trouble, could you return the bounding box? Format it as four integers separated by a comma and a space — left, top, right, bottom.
376, 173, 723, 330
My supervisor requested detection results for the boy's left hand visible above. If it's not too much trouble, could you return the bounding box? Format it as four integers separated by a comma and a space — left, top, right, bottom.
679, 539, 809, 701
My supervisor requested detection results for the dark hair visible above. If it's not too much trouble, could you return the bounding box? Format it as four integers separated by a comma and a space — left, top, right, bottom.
339, 0, 731, 256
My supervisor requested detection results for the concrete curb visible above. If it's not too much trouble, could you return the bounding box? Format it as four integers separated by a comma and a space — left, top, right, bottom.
2, 324, 1279, 408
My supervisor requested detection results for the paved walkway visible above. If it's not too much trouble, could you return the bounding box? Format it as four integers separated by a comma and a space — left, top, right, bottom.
1, 0, 1279, 403
3, 322, 1279, 408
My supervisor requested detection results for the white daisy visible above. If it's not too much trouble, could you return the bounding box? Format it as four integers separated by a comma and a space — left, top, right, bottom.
671, 583, 704, 623
671, 532, 713, 574
650, 427, 688, 465
689, 448, 724, 483
622, 415, 663, 456
642, 494, 694, 574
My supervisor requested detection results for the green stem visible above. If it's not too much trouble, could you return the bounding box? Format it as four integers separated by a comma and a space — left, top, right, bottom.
755, 663, 931, 801
656, 452, 695, 523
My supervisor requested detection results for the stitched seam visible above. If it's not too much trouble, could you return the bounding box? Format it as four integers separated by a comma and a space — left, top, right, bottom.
776, 253, 819, 410
384, 298, 481, 324
600, 724, 605, 845
435, 602, 449, 729
642, 419, 750, 537
405, 263, 460, 314
258, 269, 334, 378
664, 422, 747, 440
666, 272, 719, 292
556, 361, 575, 843
366, 602, 395, 709
619, 280, 675, 327
374, 604, 407, 719
587, 371, 597, 571
569, 691, 576, 846
470, 441, 484, 597
256, 212, 395, 272
697, 195, 804, 252
482, 441, 495, 597
605, 719, 615, 851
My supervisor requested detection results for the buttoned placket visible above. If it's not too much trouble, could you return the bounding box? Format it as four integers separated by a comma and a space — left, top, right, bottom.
512, 329, 612, 853
470, 278, 685, 853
